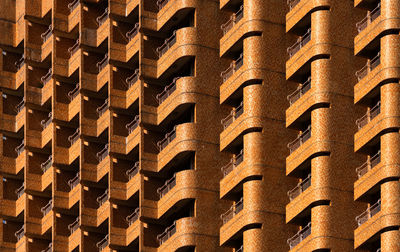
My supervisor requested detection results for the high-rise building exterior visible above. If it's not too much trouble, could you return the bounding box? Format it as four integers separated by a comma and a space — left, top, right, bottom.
0, 0, 399, 252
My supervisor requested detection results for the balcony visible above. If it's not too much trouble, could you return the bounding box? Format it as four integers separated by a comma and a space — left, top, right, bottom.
287, 174, 311, 201
356, 53, 380, 82
156, 77, 181, 105
156, 31, 176, 59
54, 38, 80, 77
110, 68, 140, 109
221, 197, 243, 225
54, 215, 81, 251
111, 114, 140, 155
15, 225, 25, 242
26, 23, 53, 62
110, 160, 140, 201
287, 0, 301, 11
110, 206, 140, 247
356, 199, 381, 226
1, 95, 25, 133
26, 197, 53, 235
26, 68, 53, 105
287, 28, 311, 59
82, 188, 110, 227
221, 102, 243, 129
1, 137, 25, 175
54, 83, 80, 122
157, 174, 176, 199
0, 52, 25, 90
221, 53, 243, 83
82, 7, 109, 47
221, 5, 243, 35
82, 53, 110, 92
111, 22, 139, 62
55, 171, 80, 209
221, 150, 243, 178
126, 208, 140, 226
27, 111, 53, 148
356, 3, 381, 34
82, 143, 109, 182
157, 127, 176, 152
287, 77, 311, 106
55, 127, 80, 165
1, 179, 25, 217
26, 0, 52, 18
157, 221, 176, 246
54, 0, 80, 32
41, 242, 52, 252
96, 234, 109, 252
82, 97, 110, 137
287, 222, 311, 250
356, 102, 381, 130
26, 154, 53, 192
287, 125, 311, 154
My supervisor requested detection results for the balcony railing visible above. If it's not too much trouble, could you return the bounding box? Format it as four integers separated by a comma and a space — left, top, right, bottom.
68, 0, 80, 13
236, 246, 243, 252
126, 115, 140, 135
96, 8, 109, 27
68, 39, 80, 57
41, 243, 52, 252
15, 139, 25, 156
41, 112, 52, 129
287, 77, 311, 105
156, 31, 176, 58
96, 54, 109, 73
68, 217, 80, 234
41, 68, 52, 85
126, 23, 139, 42
356, 199, 381, 226
287, 125, 311, 154
377, 248, 381, 252
126, 207, 140, 226
157, 0, 170, 11
97, 189, 109, 207
157, 174, 176, 199
221, 102, 243, 129
287, 28, 311, 58
287, 0, 301, 10
96, 98, 109, 117
356, 101, 380, 130
355, 53, 380, 81
96, 144, 109, 163
287, 174, 311, 201
15, 182, 25, 199
96, 235, 109, 251
221, 149, 244, 177
68, 83, 80, 101
14, 225, 24, 241
15, 54, 25, 71
68, 172, 80, 190
156, 77, 180, 105
157, 221, 176, 246
221, 197, 243, 224
41, 200, 53, 216
126, 161, 139, 180
68, 128, 80, 146
221, 5, 244, 35
41, 25, 53, 43
287, 222, 311, 249
221, 53, 243, 82
157, 126, 176, 152
356, 3, 381, 33
356, 151, 381, 179
125, 69, 139, 88
41, 155, 53, 173
15, 98, 25, 113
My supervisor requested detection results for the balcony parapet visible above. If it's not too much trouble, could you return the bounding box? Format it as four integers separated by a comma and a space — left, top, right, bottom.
157, 174, 176, 199
126, 207, 139, 226
15, 139, 25, 157
68, 217, 80, 235
126, 69, 139, 88
96, 144, 109, 163
126, 161, 139, 180
221, 54, 243, 83
221, 150, 243, 178
96, 234, 109, 251
287, 28, 311, 58
68, 172, 80, 190
356, 3, 381, 33
15, 224, 25, 241
221, 102, 243, 129
41, 200, 53, 216
287, 222, 311, 249
157, 126, 176, 152
40, 112, 53, 130
97, 189, 109, 207
68, 83, 80, 101
221, 197, 243, 224
41, 155, 53, 173
356, 199, 381, 226
287, 174, 311, 201
126, 115, 140, 135
68, 129, 80, 146
356, 102, 380, 130
126, 23, 139, 42
156, 31, 177, 58
41, 25, 53, 43
157, 0, 170, 11
68, 0, 80, 13
287, 125, 311, 154
41, 243, 52, 252
96, 54, 109, 73
156, 77, 180, 105
356, 53, 380, 82
15, 182, 25, 199
96, 8, 109, 27
287, 77, 311, 105
157, 221, 176, 246
68, 39, 80, 57
15, 54, 25, 71
221, 5, 243, 35
96, 99, 109, 117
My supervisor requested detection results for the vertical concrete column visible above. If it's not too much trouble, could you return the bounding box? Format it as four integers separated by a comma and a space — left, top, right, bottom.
243, 131, 264, 172
243, 84, 262, 121
381, 228, 400, 252
243, 228, 263, 251
381, 180, 400, 252
244, 35, 263, 70
382, 0, 400, 18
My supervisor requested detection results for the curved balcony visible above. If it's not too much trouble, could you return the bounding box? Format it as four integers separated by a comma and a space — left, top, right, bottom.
82, 144, 110, 182
110, 0, 139, 17
110, 69, 140, 110
110, 207, 140, 247
1, 137, 25, 175
26, 0, 52, 18
54, 38, 81, 77
156, 0, 196, 30
355, 53, 380, 82
54, 0, 81, 33
54, 128, 81, 165
110, 22, 139, 62
157, 217, 200, 251
82, 53, 110, 92
82, 98, 110, 137
287, 222, 311, 250
82, 8, 110, 47
54, 172, 81, 209
287, 174, 311, 201
26, 24, 53, 62
221, 150, 243, 178
287, 29, 311, 59
111, 115, 140, 155
286, 0, 329, 32
110, 161, 140, 201
0, 52, 25, 90
26, 68, 53, 106
26, 111, 53, 149
54, 83, 81, 122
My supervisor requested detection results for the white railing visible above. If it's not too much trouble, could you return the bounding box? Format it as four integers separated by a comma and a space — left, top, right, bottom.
15, 139, 25, 156
156, 77, 180, 105
221, 197, 243, 224
287, 222, 311, 249
41, 155, 53, 173
221, 149, 244, 177
287, 174, 311, 201
221, 5, 244, 35
41, 112, 52, 129
41, 68, 52, 85
157, 0, 170, 11
287, 28, 311, 58
96, 53, 109, 73
68, 0, 80, 13
126, 207, 140, 226
356, 199, 381, 226
68, 83, 80, 101
287, 125, 311, 154
236, 246, 243, 252
157, 221, 176, 245
377, 248, 381, 252
156, 31, 177, 58
68, 39, 80, 57
287, 77, 311, 105
96, 98, 109, 117
126, 115, 140, 134
97, 189, 109, 207
68, 172, 80, 190
287, 0, 301, 10
15, 182, 25, 199
68, 128, 80, 146
125, 69, 139, 88
68, 217, 80, 234
157, 174, 176, 199
41, 25, 53, 43
15, 54, 25, 70
14, 225, 24, 241
15, 98, 25, 113
41, 200, 53, 216
96, 144, 109, 163
126, 161, 140, 180
356, 3, 381, 33
221, 102, 243, 129
356, 101, 380, 130
96, 235, 109, 251
157, 126, 176, 152
221, 53, 243, 82
96, 8, 109, 27
355, 53, 380, 81
126, 23, 139, 42
356, 151, 381, 179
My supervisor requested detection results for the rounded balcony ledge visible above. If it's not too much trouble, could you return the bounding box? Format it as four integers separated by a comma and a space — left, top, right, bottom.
157, 217, 200, 251
286, 0, 329, 33
110, 0, 139, 17
157, 0, 196, 30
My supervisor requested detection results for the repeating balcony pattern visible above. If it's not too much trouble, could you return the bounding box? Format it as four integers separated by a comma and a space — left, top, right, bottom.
157, 127, 176, 152
157, 174, 176, 199
287, 125, 311, 154
287, 223, 311, 249
156, 31, 177, 58
287, 77, 311, 105
221, 102, 243, 129
221, 150, 243, 177
355, 53, 380, 81
156, 77, 180, 105
221, 6, 244, 35
96, 8, 109, 27
356, 151, 381, 179
355, 199, 381, 226
221, 54, 243, 82
220, 198, 243, 224
157, 221, 176, 245
356, 102, 380, 130
287, 174, 311, 201
356, 3, 381, 33
287, 29, 311, 58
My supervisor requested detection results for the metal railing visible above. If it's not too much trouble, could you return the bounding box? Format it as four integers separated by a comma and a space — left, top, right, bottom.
287, 125, 311, 154
96, 99, 109, 117
41, 68, 52, 85
157, 221, 176, 245
14, 225, 24, 241
15, 54, 25, 70
356, 151, 381, 179
125, 69, 139, 88
15, 139, 25, 156
41, 25, 52, 43
126, 161, 140, 180
68, 39, 80, 57
157, 0, 170, 11
15, 98, 25, 113
157, 174, 176, 199
68, 172, 80, 190
41, 200, 53, 216
68, 83, 80, 101
287, 77, 311, 105
126, 207, 140, 226
221, 5, 244, 35
68, 128, 80, 146
356, 101, 380, 130
96, 8, 109, 27
377, 248, 381, 252
97, 189, 109, 207
287, 174, 311, 201
96, 235, 109, 251
41, 112, 52, 129
287, 222, 311, 249
96, 53, 109, 73
355, 53, 380, 81
126, 115, 140, 134
221, 149, 244, 177
356, 3, 381, 33
15, 182, 25, 199
41, 243, 52, 252
157, 126, 176, 152
236, 246, 243, 252
221, 53, 243, 82
41, 155, 53, 173
287, 0, 301, 10
126, 23, 139, 42
96, 144, 109, 163
221, 197, 243, 224
356, 199, 381, 226
68, 0, 80, 13
68, 217, 80, 234
156, 77, 180, 105
221, 102, 243, 129
156, 31, 176, 58
287, 28, 311, 58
